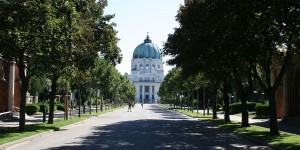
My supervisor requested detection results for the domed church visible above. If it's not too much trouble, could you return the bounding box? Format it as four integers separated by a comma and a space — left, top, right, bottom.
128, 34, 164, 103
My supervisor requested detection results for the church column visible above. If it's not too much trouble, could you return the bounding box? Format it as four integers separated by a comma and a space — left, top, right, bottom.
141, 85, 144, 103
153, 85, 156, 102
149, 85, 152, 103
8, 61, 15, 111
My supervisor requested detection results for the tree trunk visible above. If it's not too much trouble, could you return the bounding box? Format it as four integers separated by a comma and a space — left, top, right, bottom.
17, 60, 30, 132
78, 81, 81, 117
187, 94, 190, 112
212, 84, 217, 119
234, 75, 250, 127
222, 80, 230, 123
89, 89, 92, 114
268, 91, 279, 135
100, 94, 103, 111
197, 88, 199, 114
48, 75, 58, 124
241, 95, 250, 127
19, 76, 29, 131
203, 86, 206, 116
96, 90, 98, 113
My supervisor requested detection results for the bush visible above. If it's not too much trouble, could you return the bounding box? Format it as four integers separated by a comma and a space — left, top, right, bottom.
247, 102, 257, 111
56, 103, 65, 111
229, 103, 241, 114
38, 103, 49, 112
25, 104, 39, 115
192, 99, 200, 108
255, 103, 269, 117
229, 102, 257, 114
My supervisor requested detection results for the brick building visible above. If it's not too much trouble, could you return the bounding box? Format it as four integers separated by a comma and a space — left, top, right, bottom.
273, 55, 300, 120
0, 58, 21, 113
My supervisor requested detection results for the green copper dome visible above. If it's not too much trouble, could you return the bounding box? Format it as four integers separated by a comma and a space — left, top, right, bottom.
133, 35, 161, 59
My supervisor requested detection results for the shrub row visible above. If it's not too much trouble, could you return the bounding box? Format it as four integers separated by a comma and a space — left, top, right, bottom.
229, 102, 256, 114
255, 103, 269, 117
25, 104, 39, 115
229, 102, 269, 117
25, 103, 63, 115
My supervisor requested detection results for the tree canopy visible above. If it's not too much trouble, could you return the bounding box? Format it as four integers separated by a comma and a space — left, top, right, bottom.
163, 0, 300, 135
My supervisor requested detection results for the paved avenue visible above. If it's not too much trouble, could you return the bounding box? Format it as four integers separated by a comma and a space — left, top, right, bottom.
3, 104, 272, 150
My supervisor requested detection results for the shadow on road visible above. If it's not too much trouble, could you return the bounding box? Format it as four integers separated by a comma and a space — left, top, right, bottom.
48, 119, 269, 150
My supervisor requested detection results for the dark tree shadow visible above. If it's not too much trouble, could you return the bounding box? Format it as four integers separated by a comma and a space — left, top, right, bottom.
47, 120, 269, 149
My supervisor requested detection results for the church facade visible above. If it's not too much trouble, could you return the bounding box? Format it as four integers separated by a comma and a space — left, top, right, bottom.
128, 35, 164, 103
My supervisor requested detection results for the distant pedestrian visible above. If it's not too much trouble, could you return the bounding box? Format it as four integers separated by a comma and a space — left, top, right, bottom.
141, 102, 144, 108
128, 102, 132, 112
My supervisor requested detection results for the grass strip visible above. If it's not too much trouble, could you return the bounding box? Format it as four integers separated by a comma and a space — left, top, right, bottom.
160, 104, 300, 150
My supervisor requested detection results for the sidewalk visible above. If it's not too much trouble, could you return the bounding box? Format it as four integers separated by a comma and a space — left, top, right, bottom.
0, 109, 83, 128
0, 112, 66, 128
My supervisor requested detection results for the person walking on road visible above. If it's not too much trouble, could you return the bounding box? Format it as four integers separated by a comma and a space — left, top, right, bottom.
127, 102, 132, 112
141, 102, 144, 108
132, 101, 135, 109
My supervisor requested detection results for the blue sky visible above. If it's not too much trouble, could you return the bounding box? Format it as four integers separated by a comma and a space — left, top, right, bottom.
104, 0, 184, 75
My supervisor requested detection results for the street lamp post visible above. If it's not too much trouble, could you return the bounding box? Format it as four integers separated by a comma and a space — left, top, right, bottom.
1, 65, 6, 112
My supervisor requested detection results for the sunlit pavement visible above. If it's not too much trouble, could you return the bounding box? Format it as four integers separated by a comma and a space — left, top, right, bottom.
1, 104, 272, 150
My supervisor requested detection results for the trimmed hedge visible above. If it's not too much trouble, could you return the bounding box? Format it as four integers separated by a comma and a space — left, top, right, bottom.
25, 104, 39, 115
56, 103, 65, 111
38, 103, 49, 112
229, 103, 242, 114
255, 103, 269, 117
229, 102, 257, 114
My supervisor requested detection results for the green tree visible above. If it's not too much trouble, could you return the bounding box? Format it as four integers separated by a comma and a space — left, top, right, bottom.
0, 0, 49, 131
28, 75, 50, 102
163, 0, 300, 135
158, 67, 184, 108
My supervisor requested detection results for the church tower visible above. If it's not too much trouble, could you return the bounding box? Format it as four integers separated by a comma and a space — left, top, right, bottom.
129, 34, 164, 103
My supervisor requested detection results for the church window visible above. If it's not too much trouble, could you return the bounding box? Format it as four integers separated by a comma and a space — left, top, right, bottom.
152, 64, 155, 70
140, 64, 143, 69
158, 65, 160, 69
145, 86, 150, 92
135, 65, 137, 69
146, 64, 149, 69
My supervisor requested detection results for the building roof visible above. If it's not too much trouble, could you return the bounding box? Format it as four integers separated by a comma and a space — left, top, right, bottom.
132, 35, 161, 59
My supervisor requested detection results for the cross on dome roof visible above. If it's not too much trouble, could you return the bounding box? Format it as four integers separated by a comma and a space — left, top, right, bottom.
144, 33, 152, 43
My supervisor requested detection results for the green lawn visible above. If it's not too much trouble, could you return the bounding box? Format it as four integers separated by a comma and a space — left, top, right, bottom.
160, 104, 300, 150
0, 107, 121, 145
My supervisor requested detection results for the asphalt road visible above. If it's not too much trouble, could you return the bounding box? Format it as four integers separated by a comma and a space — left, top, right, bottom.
3, 104, 272, 150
